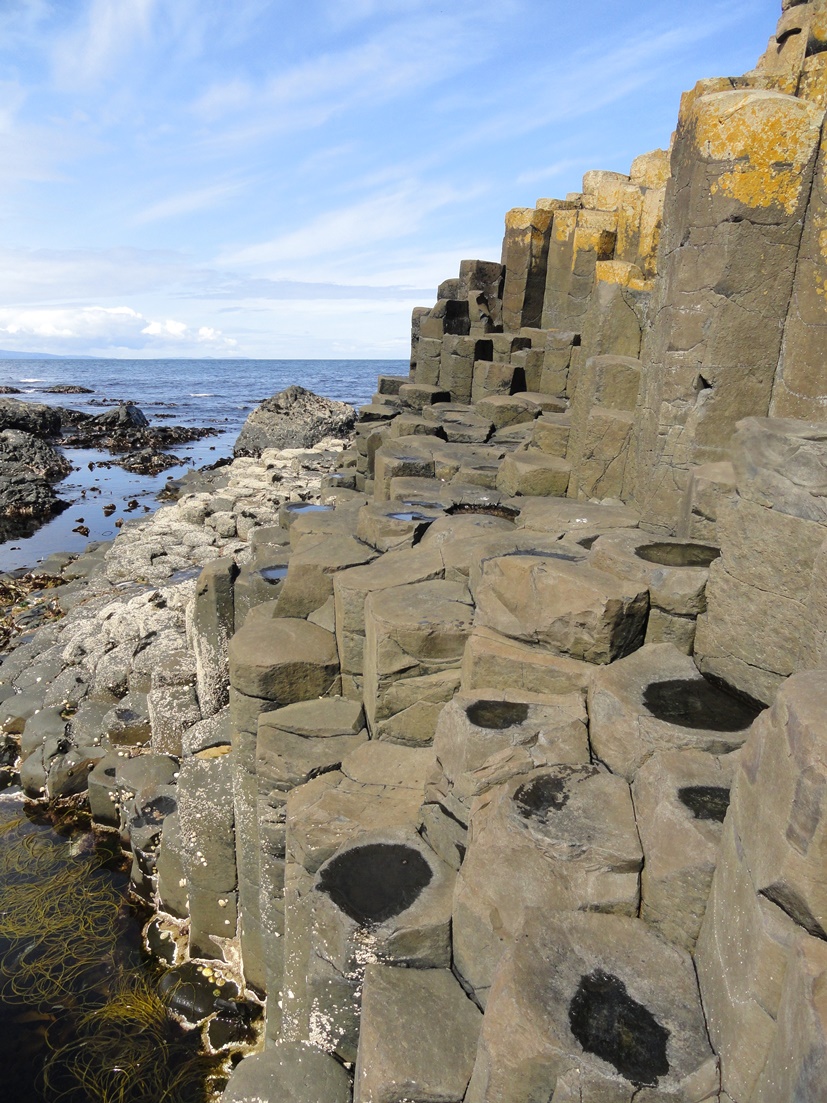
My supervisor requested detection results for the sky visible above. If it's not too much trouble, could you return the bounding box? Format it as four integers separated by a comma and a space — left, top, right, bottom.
0, 0, 782, 359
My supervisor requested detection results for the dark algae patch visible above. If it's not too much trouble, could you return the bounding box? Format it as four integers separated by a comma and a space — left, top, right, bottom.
678, 785, 731, 823
514, 772, 576, 819
465, 699, 530, 729
643, 678, 763, 732
0, 795, 219, 1102
568, 969, 670, 1086
317, 842, 432, 924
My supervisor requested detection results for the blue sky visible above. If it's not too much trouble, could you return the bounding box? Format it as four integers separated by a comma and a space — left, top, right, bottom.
0, 0, 781, 359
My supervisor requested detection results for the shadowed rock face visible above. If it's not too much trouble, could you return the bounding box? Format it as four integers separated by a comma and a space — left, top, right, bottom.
465, 700, 530, 729
635, 542, 721, 568
568, 968, 670, 1087
643, 678, 763, 732
447, 503, 519, 521
678, 785, 731, 823
317, 843, 433, 924
132, 794, 177, 830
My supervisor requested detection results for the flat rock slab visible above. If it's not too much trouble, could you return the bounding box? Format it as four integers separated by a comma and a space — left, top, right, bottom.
223, 1041, 351, 1103
588, 642, 763, 781
496, 449, 571, 497
229, 618, 338, 702
474, 555, 649, 664
354, 965, 482, 1103
466, 910, 717, 1103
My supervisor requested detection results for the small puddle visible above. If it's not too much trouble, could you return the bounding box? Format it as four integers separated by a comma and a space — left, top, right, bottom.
258, 565, 288, 582
635, 543, 720, 568
643, 678, 763, 732
386, 512, 434, 523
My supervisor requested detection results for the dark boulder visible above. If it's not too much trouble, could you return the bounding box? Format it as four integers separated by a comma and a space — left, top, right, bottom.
234, 385, 355, 457
90, 403, 149, 429
0, 398, 61, 437
0, 430, 71, 532
44, 384, 93, 394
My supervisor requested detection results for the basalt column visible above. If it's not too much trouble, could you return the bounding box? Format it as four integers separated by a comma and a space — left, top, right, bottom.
633, 86, 823, 532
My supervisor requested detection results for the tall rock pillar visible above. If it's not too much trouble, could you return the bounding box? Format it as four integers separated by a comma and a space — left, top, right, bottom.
633, 86, 823, 532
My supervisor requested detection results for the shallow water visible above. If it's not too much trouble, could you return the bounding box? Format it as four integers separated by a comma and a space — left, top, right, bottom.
0, 358, 399, 572
0, 793, 220, 1103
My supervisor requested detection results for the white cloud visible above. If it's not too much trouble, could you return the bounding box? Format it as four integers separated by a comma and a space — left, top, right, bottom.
0, 304, 237, 353
52, 0, 157, 89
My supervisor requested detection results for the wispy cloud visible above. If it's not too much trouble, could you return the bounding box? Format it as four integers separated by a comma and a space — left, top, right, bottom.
220, 184, 473, 271
133, 181, 246, 224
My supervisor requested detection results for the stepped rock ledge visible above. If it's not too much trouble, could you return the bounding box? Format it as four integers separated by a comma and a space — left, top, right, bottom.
3, 4, 827, 1100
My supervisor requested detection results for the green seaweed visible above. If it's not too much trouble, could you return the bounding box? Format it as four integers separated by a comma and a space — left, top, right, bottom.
0, 800, 219, 1103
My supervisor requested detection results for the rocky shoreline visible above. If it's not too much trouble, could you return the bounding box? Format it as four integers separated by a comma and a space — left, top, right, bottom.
4, 3, 827, 1101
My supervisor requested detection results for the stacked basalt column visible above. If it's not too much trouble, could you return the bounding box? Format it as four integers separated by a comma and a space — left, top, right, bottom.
633, 66, 825, 532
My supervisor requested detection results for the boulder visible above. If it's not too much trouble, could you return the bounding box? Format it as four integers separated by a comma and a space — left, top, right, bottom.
234, 385, 355, 457
0, 397, 61, 436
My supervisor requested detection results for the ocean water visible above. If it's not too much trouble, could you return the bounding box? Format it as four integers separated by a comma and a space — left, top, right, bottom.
0, 358, 400, 572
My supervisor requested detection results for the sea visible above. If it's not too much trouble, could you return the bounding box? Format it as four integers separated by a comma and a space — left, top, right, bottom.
0, 358, 400, 573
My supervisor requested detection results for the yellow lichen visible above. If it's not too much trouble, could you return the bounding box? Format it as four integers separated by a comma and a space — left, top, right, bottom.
693, 90, 823, 214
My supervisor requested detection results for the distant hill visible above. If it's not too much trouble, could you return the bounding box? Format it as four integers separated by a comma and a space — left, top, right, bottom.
0, 350, 94, 359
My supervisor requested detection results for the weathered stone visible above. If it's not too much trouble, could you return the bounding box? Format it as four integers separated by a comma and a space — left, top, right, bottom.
228, 618, 339, 702
461, 626, 594, 698
453, 765, 641, 1002
354, 965, 481, 1103
731, 415, 827, 523
363, 579, 473, 732
588, 643, 762, 781
257, 698, 367, 796
428, 691, 589, 826
590, 529, 718, 620
634, 91, 823, 531
466, 910, 716, 1103
495, 449, 571, 497
474, 554, 648, 664
750, 931, 827, 1103
234, 386, 355, 456
695, 817, 798, 1103
189, 557, 238, 717
223, 1042, 351, 1103
634, 747, 735, 952
305, 828, 454, 1060
276, 534, 377, 619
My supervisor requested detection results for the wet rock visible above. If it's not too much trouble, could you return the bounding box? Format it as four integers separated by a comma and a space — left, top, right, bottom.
0, 398, 61, 436
223, 1042, 351, 1103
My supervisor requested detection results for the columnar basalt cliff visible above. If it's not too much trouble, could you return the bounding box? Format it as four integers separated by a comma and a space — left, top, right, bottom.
3, 4, 827, 1101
